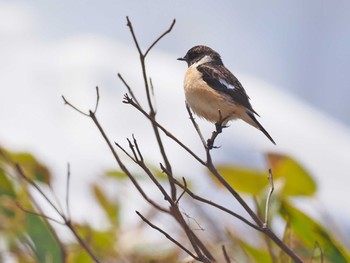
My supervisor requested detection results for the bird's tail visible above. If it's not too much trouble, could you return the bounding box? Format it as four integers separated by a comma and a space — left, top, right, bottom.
245, 111, 276, 145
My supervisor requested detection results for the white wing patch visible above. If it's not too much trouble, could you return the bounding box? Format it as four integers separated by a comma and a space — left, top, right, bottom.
219, 78, 235, 90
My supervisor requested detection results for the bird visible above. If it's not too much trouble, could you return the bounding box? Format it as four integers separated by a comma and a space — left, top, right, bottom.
178, 45, 276, 145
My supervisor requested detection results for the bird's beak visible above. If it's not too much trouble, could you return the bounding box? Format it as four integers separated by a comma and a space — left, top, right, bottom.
177, 57, 186, 61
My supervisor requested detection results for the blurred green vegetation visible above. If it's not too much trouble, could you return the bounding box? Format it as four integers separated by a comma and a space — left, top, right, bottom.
1, 146, 349, 262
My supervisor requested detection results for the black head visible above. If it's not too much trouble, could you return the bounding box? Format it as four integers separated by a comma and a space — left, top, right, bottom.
177, 45, 222, 67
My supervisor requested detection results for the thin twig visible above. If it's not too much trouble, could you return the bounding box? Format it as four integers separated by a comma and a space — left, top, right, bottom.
136, 211, 202, 262
186, 104, 206, 147
15, 163, 101, 262
62, 91, 169, 213
15, 201, 64, 225
126, 16, 143, 56
144, 19, 176, 57
93, 86, 100, 114
175, 177, 188, 204
48, 183, 64, 216
123, 94, 205, 165
66, 163, 72, 220
253, 197, 277, 263
264, 169, 274, 228
62, 95, 89, 117
117, 73, 140, 106
171, 176, 261, 231
125, 94, 302, 262
127, 137, 139, 162
149, 78, 157, 114
15, 164, 64, 219
222, 245, 231, 263
65, 220, 101, 263
125, 17, 176, 201
88, 110, 170, 214
132, 134, 144, 162
114, 142, 137, 163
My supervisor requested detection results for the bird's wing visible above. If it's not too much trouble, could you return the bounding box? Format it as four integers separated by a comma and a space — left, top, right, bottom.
197, 63, 259, 115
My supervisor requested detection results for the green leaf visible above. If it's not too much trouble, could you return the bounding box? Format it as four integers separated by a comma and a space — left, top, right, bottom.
279, 219, 292, 263
226, 231, 272, 263
67, 249, 93, 263
9, 151, 51, 184
92, 184, 120, 225
25, 214, 64, 263
71, 223, 118, 260
240, 241, 273, 263
105, 170, 128, 180
280, 201, 350, 262
267, 153, 316, 196
0, 169, 16, 198
215, 166, 269, 195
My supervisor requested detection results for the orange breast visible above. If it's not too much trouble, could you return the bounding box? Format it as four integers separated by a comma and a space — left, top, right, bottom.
183, 66, 242, 123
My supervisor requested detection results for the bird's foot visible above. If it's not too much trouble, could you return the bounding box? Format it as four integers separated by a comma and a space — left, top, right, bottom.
207, 139, 221, 150
215, 122, 229, 133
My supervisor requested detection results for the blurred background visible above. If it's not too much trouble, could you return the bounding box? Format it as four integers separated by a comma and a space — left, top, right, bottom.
1, 0, 350, 251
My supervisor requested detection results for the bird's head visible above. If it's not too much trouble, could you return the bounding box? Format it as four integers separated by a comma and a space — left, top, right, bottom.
178, 45, 222, 67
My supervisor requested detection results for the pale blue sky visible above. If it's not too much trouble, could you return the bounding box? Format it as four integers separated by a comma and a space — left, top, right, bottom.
13, 0, 350, 126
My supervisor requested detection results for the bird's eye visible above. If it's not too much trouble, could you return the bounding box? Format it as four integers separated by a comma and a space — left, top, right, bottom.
188, 52, 198, 60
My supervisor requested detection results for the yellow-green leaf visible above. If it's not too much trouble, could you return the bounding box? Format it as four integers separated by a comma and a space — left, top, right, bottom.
240, 241, 272, 263
267, 153, 316, 196
25, 214, 65, 263
279, 218, 293, 263
10, 151, 51, 184
214, 166, 269, 195
105, 170, 128, 179
280, 201, 350, 262
0, 169, 16, 198
92, 184, 119, 225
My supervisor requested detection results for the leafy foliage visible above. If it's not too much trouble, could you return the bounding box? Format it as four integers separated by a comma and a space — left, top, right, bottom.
1, 144, 350, 262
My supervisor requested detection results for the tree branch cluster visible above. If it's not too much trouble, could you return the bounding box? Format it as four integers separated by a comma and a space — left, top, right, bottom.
16, 17, 303, 263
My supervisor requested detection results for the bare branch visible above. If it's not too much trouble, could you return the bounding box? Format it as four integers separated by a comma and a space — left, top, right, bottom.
132, 134, 144, 162
149, 78, 157, 114
93, 86, 100, 114
114, 141, 137, 163
125, 17, 176, 201
48, 183, 65, 216
88, 110, 170, 214
264, 169, 275, 228
222, 245, 231, 263
175, 177, 188, 205
118, 73, 141, 106
123, 94, 205, 165
126, 16, 143, 56
65, 220, 101, 263
15, 162, 101, 262
15, 164, 65, 219
15, 201, 64, 225
172, 177, 261, 231
186, 104, 206, 147
62, 95, 90, 117
144, 19, 176, 57
127, 137, 139, 162
66, 163, 72, 220
136, 211, 201, 262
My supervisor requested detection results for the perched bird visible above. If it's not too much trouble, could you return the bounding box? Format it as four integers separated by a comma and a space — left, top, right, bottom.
178, 45, 276, 145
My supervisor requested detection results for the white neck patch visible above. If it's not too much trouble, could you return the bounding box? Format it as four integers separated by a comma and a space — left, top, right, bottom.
192, 55, 213, 67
